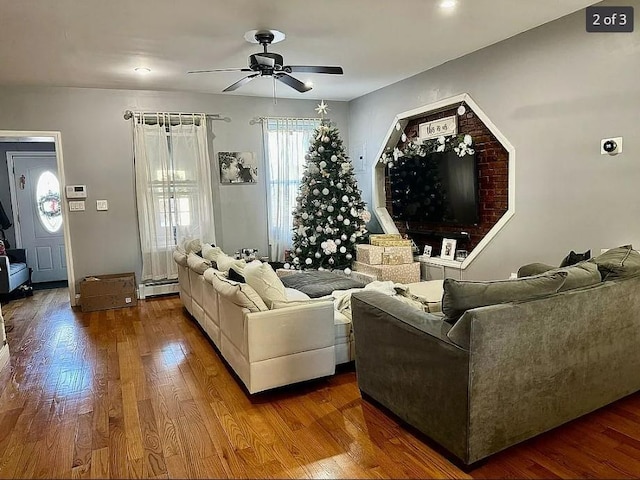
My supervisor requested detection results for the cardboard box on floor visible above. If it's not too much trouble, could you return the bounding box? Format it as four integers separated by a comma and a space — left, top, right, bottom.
80, 272, 137, 312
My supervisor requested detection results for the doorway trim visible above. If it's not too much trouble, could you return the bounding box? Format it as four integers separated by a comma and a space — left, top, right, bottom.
0, 131, 76, 306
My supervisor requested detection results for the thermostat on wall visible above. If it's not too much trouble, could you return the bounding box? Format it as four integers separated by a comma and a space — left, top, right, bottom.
65, 185, 87, 199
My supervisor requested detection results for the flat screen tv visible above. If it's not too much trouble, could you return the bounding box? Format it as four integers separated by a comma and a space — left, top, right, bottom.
389, 151, 479, 224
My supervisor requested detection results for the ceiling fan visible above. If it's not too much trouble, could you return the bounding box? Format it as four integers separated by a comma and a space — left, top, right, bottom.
187, 29, 343, 93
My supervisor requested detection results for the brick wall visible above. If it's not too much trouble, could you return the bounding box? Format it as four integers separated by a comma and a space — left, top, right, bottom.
385, 102, 509, 256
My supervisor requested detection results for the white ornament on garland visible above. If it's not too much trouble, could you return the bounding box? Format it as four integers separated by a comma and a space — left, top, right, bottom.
344, 268, 351, 275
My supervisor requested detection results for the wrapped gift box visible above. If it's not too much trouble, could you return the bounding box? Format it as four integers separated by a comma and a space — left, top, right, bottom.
357, 244, 413, 265
369, 233, 402, 243
370, 238, 412, 247
353, 261, 420, 284
382, 252, 406, 265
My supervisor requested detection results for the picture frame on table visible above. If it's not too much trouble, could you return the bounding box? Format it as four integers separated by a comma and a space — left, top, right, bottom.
423, 245, 432, 257
441, 238, 457, 261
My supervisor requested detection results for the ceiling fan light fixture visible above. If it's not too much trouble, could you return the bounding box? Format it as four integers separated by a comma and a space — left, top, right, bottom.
244, 29, 285, 44
304, 80, 314, 89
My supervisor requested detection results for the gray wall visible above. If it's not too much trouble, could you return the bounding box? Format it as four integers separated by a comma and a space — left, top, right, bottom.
0, 87, 348, 286
349, 0, 640, 280
0, 142, 56, 247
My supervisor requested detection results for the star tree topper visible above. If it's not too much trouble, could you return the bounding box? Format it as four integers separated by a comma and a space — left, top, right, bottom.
315, 100, 329, 118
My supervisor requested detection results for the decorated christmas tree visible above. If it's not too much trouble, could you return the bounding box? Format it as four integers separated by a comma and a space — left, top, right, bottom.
289, 101, 370, 273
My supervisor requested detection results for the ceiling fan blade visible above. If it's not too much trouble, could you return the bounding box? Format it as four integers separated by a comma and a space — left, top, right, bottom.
274, 73, 311, 93
223, 74, 259, 92
285, 65, 343, 75
188, 68, 252, 74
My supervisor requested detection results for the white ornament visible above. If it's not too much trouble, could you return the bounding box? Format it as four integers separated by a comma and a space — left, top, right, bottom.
322, 188, 329, 195
327, 205, 334, 212
296, 247, 302, 253
304, 154, 310, 160
318, 146, 325, 153
340, 246, 346, 253
321, 241, 328, 249
318, 267, 324, 271
351, 208, 358, 217
395, 122, 401, 131
341, 234, 347, 241
329, 258, 335, 265
340, 207, 346, 212
401, 133, 407, 142
337, 215, 344, 221
309, 236, 316, 244
315, 252, 321, 258
293, 257, 300, 264
335, 239, 341, 245
331, 155, 337, 162
302, 212, 309, 220
305, 258, 312, 265
344, 268, 351, 275
342, 195, 349, 202
336, 182, 343, 189
284, 262, 291, 269
319, 161, 327, 168
322, 136, 329, 143
332, 142, 337, 148
313, 189, 320, 196
346, 253, 352, 260
344, 219, 351, 226
316, 226, 323, 232
457, 105, 466, 115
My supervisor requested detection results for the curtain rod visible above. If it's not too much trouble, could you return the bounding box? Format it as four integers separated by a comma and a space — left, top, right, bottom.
123, 110, 231, 122
249, 116, 327, 125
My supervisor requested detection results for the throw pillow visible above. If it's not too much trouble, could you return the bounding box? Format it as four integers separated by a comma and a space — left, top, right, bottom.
216, 253, 246, 273
559, 249, 591, 267
172, 249, 188, 267
186, 252, 211, 275
201, 243, 224, 262
442, 270, 568, 324
519, 261, 601, 292
244, 261, 288, 306
589, 244, 640, 280
517, 263, 555, 278
209, 271, 268, 312
228, 266, 246, 283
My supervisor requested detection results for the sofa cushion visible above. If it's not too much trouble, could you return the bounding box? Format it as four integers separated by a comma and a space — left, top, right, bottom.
285, 287, 310, 301
517, 263, 555, 278
173, 249, 188, 267
589, 245, 640, 280
442, 270, 568, 324
186, 252, 211, 275
281, 270, 366, 298
244, 262, 288, 306
209, 271, 268, 312
559, 249, 591, 267
180, 237, 202, 254
518, 261, 601, 292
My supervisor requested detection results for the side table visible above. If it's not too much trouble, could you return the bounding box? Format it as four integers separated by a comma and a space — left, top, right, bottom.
417, 255, 464, 280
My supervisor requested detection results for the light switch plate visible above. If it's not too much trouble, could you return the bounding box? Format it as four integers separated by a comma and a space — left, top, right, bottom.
96, 200, 108, 211
68, 200, 85, 211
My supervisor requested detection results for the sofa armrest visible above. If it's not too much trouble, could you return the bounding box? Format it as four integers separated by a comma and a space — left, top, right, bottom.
245, 301, 335, 363
351, 291, 470, 463
6, 249, 26, 264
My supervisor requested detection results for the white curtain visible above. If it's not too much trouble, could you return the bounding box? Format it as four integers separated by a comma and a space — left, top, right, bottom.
133, 115, 215, 281
264, 117, 320, 261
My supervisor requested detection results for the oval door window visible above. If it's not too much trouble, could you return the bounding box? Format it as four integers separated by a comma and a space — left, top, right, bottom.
36, 171, 63, 233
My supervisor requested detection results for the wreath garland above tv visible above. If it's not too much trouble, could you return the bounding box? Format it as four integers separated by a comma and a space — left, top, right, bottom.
380, 134, 479, 225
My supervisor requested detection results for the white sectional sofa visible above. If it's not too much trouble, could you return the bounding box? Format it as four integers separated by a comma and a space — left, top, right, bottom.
173, 247, 356, 393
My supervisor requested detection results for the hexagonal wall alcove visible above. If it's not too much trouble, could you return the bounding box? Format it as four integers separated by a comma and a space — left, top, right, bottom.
372, 93, 515, 269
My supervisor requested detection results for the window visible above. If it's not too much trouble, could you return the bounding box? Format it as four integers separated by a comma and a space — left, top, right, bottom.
264, 118, 320, 261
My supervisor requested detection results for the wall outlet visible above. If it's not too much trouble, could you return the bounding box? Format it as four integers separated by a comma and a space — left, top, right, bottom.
96, 199, 108, 211
510, 272, 518, 279
68, 200, 85, 211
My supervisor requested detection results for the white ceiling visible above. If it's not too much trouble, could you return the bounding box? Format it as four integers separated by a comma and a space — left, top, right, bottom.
0, 0, 596, 101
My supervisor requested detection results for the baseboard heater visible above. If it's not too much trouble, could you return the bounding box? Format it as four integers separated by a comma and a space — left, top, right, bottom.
138, 280, 179, 299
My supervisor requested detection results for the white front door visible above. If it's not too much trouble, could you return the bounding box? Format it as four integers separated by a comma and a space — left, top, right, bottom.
12, 154, 67, 283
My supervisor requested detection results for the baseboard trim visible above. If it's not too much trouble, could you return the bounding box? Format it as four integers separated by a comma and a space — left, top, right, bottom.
138, 281, 180, 299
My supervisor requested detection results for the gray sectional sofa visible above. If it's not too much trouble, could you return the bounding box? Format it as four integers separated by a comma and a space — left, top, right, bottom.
351, 246, 640, 466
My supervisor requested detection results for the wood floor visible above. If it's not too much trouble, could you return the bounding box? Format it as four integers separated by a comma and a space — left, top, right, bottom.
2, 291, 640, 479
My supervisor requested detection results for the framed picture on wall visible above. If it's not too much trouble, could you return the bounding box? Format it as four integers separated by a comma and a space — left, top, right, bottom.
218, 152, 258, 184
441, 238, 457, 261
